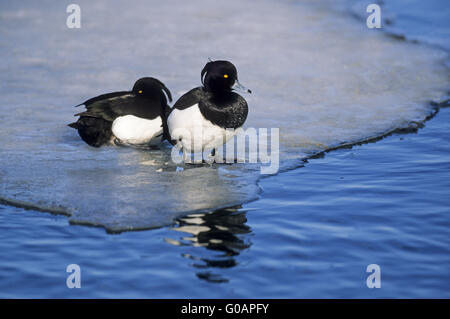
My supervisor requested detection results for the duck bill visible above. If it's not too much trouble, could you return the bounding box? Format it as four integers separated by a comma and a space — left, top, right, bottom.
232, 80, 252, 94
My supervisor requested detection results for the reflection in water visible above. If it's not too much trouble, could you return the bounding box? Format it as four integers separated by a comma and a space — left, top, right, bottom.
165, 206, 251, 283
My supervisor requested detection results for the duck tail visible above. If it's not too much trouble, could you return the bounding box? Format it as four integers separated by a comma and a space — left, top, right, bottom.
68, 122, 79, 129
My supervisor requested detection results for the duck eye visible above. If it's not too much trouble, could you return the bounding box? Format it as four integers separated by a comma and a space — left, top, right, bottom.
223, 74, 228, 79
138, 90, 142, 94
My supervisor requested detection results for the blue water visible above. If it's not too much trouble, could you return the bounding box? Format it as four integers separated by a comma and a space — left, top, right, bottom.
1, 106, 449, 298
1, 0, 450, 298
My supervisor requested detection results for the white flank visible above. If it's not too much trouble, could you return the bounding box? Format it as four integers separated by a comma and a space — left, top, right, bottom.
168, 104, 238, 153
112, 115, 163, 145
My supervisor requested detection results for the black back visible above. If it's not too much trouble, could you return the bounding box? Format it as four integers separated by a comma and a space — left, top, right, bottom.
74, 93, 169, 121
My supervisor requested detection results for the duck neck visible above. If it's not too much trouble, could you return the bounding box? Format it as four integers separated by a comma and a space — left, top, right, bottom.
204, 87, 233, 102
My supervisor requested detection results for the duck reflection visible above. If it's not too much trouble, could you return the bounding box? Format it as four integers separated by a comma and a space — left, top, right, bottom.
165, 206, 252, 283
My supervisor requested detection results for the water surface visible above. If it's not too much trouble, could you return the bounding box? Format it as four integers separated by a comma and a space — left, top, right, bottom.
0, 0, 449, 298
0, 0, 448, 231
1, 106, 449, 298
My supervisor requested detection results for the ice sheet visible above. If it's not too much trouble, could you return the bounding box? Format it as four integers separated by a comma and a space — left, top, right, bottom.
0, 0, 448, 231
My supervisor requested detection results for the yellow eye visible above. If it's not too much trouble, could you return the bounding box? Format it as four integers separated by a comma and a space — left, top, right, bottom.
138, 90, 142, 94
224, 74, 228, 78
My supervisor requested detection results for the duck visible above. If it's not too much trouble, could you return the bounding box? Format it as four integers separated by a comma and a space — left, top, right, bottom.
167, 60, 251, 162
69, 77, 172, 148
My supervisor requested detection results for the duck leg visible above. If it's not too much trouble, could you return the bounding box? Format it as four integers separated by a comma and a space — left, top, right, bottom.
182, 148, 190, 163
211, 148, 224, 164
